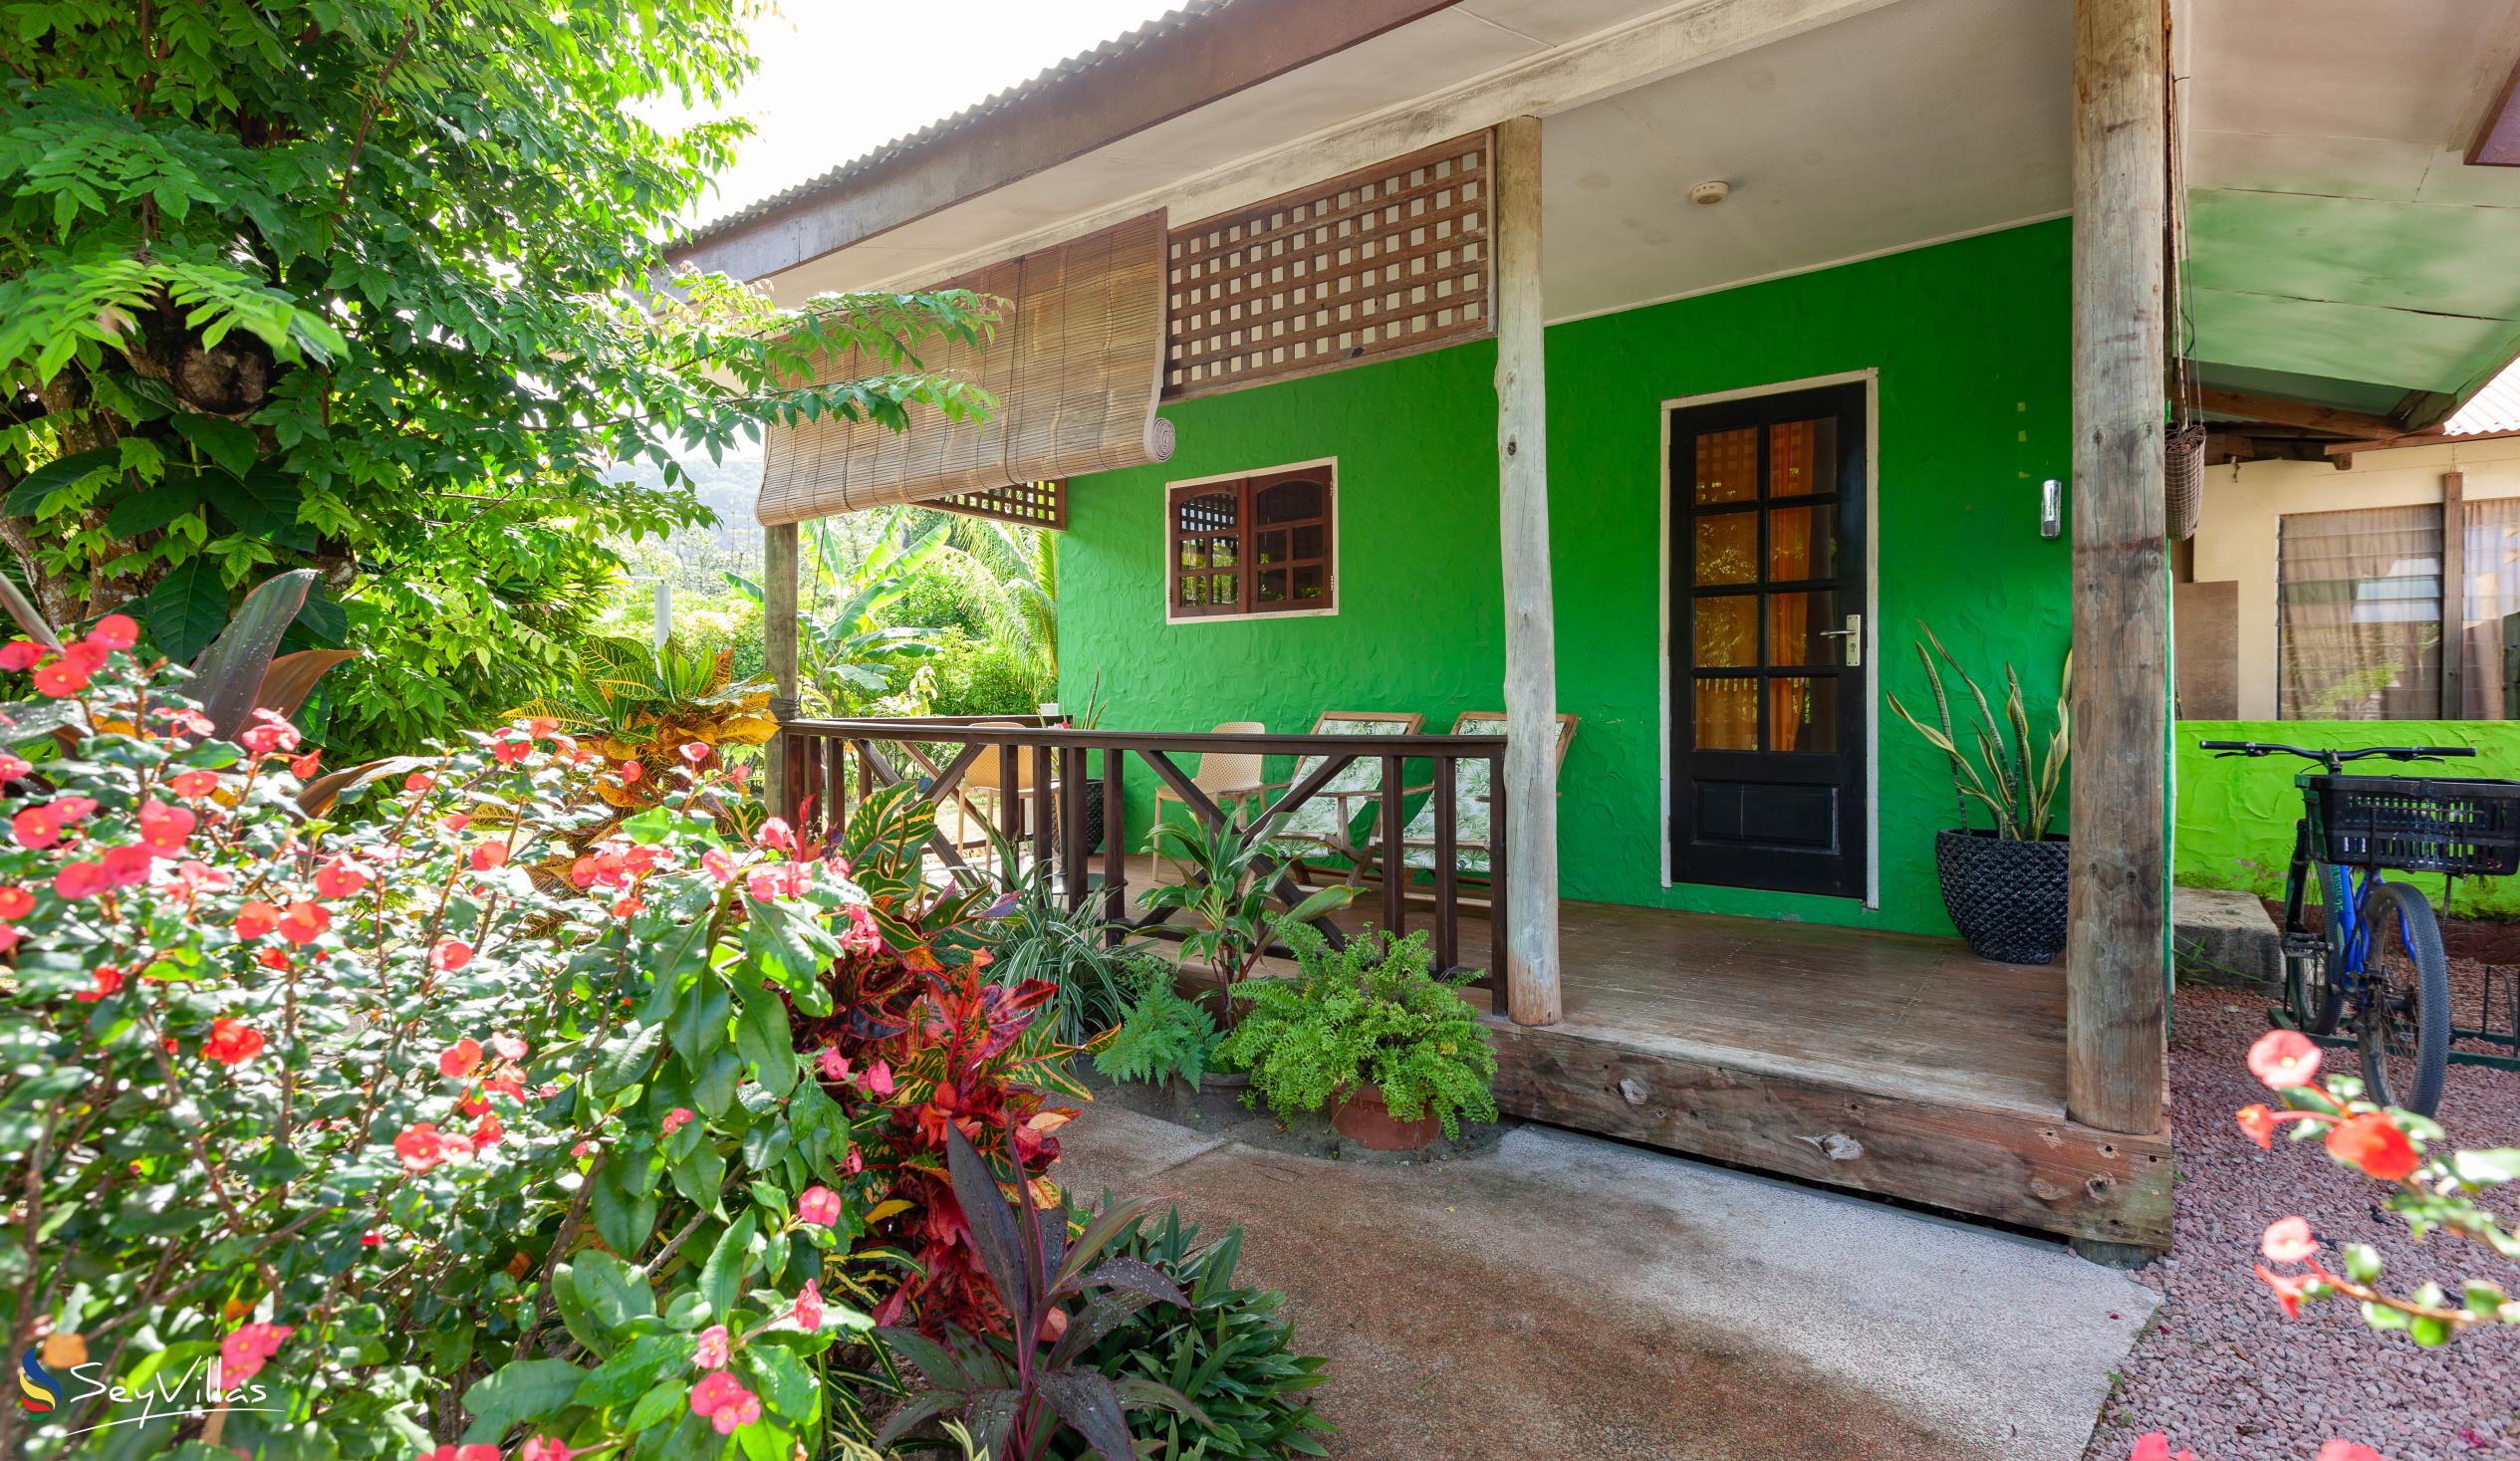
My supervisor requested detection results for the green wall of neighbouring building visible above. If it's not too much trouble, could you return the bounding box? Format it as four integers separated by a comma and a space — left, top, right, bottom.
1060, 220, 2077, 936
2176, 721, 2520, 918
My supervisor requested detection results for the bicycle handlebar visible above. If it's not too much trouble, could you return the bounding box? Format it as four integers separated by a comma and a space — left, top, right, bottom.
2197, 739, 2477, 769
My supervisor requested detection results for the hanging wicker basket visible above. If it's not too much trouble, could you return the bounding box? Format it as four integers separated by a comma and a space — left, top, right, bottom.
2164, 421, 2206, 542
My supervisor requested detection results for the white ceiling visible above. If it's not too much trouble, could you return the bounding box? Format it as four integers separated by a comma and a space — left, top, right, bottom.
1537, 0, 2067, 322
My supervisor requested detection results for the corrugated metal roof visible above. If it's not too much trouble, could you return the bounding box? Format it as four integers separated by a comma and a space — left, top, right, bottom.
675, 2, 1231, 250
2444, 354, 2520, 435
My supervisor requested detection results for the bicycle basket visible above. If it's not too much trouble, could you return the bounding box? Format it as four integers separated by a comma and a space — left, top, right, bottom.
2304, 774, 2520, 875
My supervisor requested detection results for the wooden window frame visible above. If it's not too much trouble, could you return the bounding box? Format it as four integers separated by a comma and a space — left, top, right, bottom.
1163, 460, 1339, 623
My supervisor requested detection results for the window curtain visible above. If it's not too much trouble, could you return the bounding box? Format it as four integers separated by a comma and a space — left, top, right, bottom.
2460, 496, 2520, 718
2277, 505, 2442, 720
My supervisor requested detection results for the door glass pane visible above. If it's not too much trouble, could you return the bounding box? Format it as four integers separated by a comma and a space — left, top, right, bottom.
1694, 676, 1757, 749
1769, 419, 1838, 498
1768, 677, 1838, 752
1768, 592, 1838, 666
1694, 428, 1759, 504
1767, 506, 1836, 581
1694, 510, 1757, 585
1693, 597, 1755, 667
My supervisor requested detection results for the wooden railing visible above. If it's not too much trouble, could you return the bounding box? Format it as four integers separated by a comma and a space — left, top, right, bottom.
776, 717, 1508, 990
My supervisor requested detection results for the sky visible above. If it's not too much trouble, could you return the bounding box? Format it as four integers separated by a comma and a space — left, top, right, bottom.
658, 0, 1184, 229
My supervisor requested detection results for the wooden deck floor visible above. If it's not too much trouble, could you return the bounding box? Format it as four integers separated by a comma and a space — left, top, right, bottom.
1081, 854, 2168, 1248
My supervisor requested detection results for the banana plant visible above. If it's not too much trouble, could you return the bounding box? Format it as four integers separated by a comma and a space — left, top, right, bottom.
725, 509, 947, 712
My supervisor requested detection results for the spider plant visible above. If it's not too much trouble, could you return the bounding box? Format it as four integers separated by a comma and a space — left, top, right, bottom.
1885, 621, 2070, 841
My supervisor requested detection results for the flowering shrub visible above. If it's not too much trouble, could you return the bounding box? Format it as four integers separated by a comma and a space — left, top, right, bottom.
795, 783, 1085, 1337
2131, 1435, 2390, 1461
2235, 1029, 2520, 1346
0, 630, 900, 1458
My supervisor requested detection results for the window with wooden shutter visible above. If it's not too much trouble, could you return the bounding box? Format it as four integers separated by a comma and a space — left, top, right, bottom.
1166, 464, 1337, 621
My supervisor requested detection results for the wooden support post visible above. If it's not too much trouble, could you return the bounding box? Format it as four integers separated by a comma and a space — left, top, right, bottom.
2065, 0, 2169, 1141
1493, 115, 1562, 1026
764, 522, 801, 821
2443, 471, 2466, 719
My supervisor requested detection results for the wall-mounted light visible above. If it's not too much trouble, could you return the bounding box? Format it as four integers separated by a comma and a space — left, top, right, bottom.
2040, 478, 2064, 539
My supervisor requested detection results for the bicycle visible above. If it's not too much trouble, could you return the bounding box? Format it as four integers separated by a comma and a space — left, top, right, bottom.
2200, 740, 2520, 1117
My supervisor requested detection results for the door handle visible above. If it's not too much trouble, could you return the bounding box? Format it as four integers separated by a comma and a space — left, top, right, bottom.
1818, 612, 1864, 667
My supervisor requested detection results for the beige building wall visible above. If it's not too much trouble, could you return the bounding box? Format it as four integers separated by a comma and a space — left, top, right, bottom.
2188, 436, 2520, 720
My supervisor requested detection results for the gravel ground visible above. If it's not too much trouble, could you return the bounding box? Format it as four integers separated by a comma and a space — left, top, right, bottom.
2083, 971, 2520, 1461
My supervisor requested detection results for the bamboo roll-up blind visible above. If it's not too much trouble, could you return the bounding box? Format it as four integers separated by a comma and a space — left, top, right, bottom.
754, 211, 1174, 526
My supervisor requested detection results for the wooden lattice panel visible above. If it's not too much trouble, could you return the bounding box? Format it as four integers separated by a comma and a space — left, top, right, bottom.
1165, 132, 1491, 399
932, 479, 1067, 530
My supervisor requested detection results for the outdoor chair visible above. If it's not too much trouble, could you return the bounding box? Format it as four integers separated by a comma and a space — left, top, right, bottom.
940, 721, 1058, 878
1150, 721, 1271, 828
1386, 711, 1579, 891
1250, 710, 1424, 885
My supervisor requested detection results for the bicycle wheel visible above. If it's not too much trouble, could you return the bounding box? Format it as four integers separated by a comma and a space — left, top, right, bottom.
2289, 857, 2347, 1036
2355, 879, 2451, 1117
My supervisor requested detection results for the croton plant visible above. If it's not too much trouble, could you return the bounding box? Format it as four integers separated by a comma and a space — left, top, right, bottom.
0, 622, 1077, 1459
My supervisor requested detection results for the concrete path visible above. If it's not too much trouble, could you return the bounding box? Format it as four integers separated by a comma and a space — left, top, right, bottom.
1056, 1104, 2158, 1461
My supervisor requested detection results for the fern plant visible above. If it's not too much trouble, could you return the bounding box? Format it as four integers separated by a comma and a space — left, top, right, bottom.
1216, 925, 1498, 1140
1885, 620, 2071, 841
1094, 959, 1220, 1091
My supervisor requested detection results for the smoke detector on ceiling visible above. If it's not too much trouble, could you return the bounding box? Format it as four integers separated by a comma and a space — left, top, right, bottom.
1689, 180, 1733, 206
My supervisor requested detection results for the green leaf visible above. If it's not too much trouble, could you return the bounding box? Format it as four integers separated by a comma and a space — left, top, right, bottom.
462, 1357, 588, 1439
568, 1250, 656, 1336
734, 985, 796, 1096
170, 411, 260, 478
694, 1046, 742, 1117
592, 1160, 658, 1259
200, 464, 309, 548
667, 971, 732, 1067
596, 1022, 665, 1096
2450, 1147, 2520, 1185
746, 1341, 816, 1422
3, 446, 119, 519
574, 1331, 696, 1409
105, 468, 207, 539
700, 1211, 759, 1321
143, 558, 231, 664
625, 1375, 686, 1432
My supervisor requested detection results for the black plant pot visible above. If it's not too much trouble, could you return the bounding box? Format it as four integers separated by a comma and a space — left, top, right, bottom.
1081, 778, 1107, 852
1933, 829, 2070, 965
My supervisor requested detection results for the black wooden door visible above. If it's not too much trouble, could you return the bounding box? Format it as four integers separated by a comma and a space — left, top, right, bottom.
1668, 382, 1868, 898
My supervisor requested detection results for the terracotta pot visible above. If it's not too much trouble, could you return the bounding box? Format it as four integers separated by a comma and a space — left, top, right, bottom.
1330, 1084, 1440, 1151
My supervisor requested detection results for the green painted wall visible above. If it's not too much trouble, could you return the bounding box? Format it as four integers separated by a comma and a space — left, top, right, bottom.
2176, 721, 2520, 917
1061, 220, 2076, 936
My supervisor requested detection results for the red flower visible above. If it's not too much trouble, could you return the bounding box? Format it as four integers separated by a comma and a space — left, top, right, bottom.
2245, 1029, 2322, 1091
0, 751, 26, 780
491, 1033, 528, 1061
757, 817, 795, 852
471, 1108, 504, 1148
256, 947, 290, 971
440, 813, 470, 834
313, 856, 369, 899
288, 751, 321, 779
136, 799, 195, 853
619, 760, 643, 784
234, 900, 281, 938
98, 845, 152, 888
402, 771, 435, 794
519, 1438, 575, 1461
661, 1106, 694, 1136
2260, 1215, 2318, 1264
218, 1322, 291, 1385
168, 769, 221, 800
240, 711, 301, 756
86, 613, 137, 651
429, 937, 473, 972
53, 861, 106, 900
2235, 1103, 2278, 1149
2256, 1262, 2314, 1319
202, 1017, 266, 1066
0, 885, 38, 919
861, 1060, 894, 1097
360, 1231, 381, 1248
58, 640, 106, 675
797, 1185, 843, 1227
393, 1122, 471, 1173
31, 660, 90, 697
678, 741, 710, 765
2327, 1111, 2420, 1181
692, 1325, 730, 1369
12, 806, 64, 849
418, 1447, 502, 1461
74, 965, 123, 1003
492, 733, 532, 766
791, 1279, 825, 1333
2130, 1434, 2197, 1461
469, 843, 509, 871
2314, 1443, 2392, 1461
818, 1046, 851, 1083
438, 1038, 484, 1079
688, 1370, 760, 1434
275, 900, 330, 946
0, 639, 38, 670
